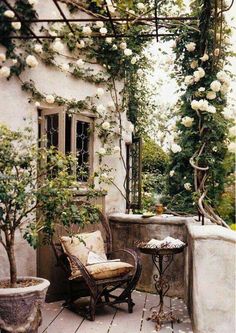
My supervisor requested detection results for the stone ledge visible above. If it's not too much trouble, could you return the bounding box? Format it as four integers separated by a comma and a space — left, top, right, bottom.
109, 213, 196, 226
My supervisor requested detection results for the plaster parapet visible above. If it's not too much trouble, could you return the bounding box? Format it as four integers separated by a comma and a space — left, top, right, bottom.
186, 223, 236, 243
109, 213, 196, 226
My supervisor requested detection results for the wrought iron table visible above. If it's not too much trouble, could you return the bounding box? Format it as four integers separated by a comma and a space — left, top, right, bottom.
138, 243, 186, 331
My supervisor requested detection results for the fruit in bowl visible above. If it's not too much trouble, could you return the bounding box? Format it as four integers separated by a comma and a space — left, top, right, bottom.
142, 211, 155, 218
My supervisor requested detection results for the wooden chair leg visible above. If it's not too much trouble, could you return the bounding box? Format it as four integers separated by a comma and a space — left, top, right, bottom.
104, 289, 110, 303
89, 296, 97, 321
127, 293, 135, 313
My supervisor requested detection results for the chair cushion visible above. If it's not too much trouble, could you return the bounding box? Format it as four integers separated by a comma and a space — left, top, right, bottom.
69, 261, 133, 280
60, 230, 107, 269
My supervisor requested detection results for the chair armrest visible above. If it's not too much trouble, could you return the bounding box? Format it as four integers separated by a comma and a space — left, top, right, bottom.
67, 254, 98, 297
109, 248, 142, 274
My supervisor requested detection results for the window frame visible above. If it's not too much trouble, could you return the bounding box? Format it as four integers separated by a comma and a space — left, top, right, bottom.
71, 113, 94, 183
39, 107, 94, 184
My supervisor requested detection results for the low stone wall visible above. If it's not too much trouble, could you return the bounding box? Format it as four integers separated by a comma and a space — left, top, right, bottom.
186, 224, 236, 333
109, 213, 196, 298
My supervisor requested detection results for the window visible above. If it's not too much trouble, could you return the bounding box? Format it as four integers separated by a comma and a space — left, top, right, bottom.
39, 108, 94, 183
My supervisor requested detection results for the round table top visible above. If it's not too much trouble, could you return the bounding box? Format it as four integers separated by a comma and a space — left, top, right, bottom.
137, 243, 186, 255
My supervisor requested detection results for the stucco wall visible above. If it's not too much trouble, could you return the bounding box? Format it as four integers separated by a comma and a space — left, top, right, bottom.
0, 1, 132, 279
186, 224, 236, 333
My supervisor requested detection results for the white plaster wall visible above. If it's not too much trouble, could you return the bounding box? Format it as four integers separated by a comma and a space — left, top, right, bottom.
187, 225, 236, 333
0, 1, 132, 278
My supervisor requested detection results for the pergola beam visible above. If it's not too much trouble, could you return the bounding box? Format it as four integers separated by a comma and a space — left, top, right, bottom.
1, 0, 42, 44
0, 16, 198, 23
1, 33, 182, 40
51, 0, 74, 33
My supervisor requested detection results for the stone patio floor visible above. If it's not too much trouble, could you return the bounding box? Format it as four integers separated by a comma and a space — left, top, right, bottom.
39, 290, 193, 333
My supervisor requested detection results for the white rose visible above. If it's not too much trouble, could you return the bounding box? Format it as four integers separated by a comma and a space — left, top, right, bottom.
4, 10, 15, 18
52, 39, 64, 52
193, 71, 201, 82
98, 147, 106, 155
212, 146, 218, 152
105, 37, 112, 44
190, 60, 198, 69
61, 63, 70, 72
197, 67, 205, 78
184, 183, 192, 191
137, 69, 143, 75
128, 9, 135, 15
181, 116, 194, 128
206, 105, 216, 114
45, 95, 55, 104
137, 2, 146, 10
95, 21, 104, 28
114, 146, 120, 153
0, 66, 10, 78
12, 59, 17, 64
97, 104, 106, 114
26, 55, 38, 68
210, 80, 221, 92
228, 142, 236, 153
96, 88, 105, 97
11, 22, 21, 30
222, 108, 234, 120
100, 27, 107, 36
108, 5, 115, 13
76, 40, 85, 49
34, 44, 43, 53
206, 91, 216, 100
220, 83, 229, 95
49, 30, 57, 37
216, 70, 230, 84
102, 121, 110, 130
191, 100, 200, 110
198, 87, 205, 92
229, 126, 236, 137
186, 42, 196, 52
0, 53, 6, 62
76, 59, 84, 68
169, 170, 175, 177
200, 53, 209, 62
171, 143, 182, 153
184, 75, 194, 85
120, 42, 127, 50
124, 48, 132, 56
82, 26, 92, 35
28, 0, 38, 5
112, 44, 118, 50
131, 56, 137, 64
198, 99, 209, 111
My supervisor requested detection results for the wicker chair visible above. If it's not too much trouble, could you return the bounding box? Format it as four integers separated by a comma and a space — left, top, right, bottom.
51, 206, 142, 321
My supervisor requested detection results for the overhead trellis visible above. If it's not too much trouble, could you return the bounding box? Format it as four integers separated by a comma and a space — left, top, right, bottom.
0, 0, 234, 228
0, 0, 200, 40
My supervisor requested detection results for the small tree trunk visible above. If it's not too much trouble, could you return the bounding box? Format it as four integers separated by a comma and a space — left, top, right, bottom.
6, 234, 17, 288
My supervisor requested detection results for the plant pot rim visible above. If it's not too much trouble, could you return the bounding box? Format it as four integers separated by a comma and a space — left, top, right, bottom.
0, 276, 50, 295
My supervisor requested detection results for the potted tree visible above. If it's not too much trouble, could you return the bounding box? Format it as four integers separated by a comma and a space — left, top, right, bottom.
0, 125, 98, 333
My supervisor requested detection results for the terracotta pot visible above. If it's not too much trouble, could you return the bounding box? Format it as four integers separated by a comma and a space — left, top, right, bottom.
0, 277, 50, 333
155, 203, 164, 215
